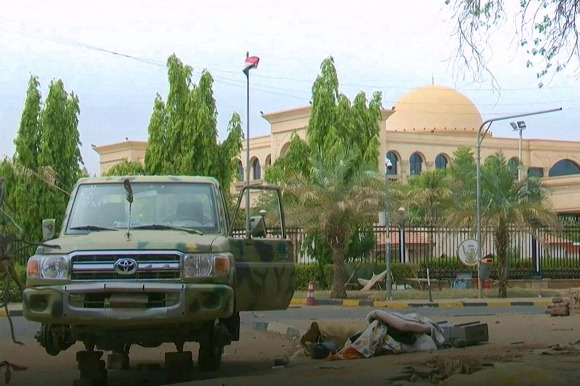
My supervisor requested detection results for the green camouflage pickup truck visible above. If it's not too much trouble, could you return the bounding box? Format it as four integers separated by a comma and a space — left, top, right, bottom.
23, 175, 295, 384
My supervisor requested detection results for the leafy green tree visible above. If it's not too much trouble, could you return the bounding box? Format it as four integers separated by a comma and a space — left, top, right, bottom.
282, 149, 385, 298
264, 133, 311, 183
214, 112, 243, 208
9, 78, 82, 241
264, 57, 384, 297
144, 95, 167, 175
144, 55, 243, 191
445, 151, 557, 297
36, 80, 83, 238
103, 160, 146, 176
446, 0, 579, 86
11, 76, 43, 239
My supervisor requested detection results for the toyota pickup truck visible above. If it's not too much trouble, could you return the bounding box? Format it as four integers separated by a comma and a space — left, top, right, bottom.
23, 175, 295, 384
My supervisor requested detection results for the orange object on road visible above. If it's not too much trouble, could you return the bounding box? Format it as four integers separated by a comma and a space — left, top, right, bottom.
306, 280, 315, 306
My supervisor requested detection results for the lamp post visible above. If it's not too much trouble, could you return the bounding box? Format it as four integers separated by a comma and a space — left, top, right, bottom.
384, 155, 393, 301
476, 108, 561, 298
510, 121, 527, 181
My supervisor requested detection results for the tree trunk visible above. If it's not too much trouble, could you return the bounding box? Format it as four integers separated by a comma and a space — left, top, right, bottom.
495, 226, 510, 298
330, 245, 348, 299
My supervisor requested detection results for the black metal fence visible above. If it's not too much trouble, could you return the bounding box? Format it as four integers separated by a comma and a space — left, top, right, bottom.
286, 225, 580, 280
12, 225, 580, 280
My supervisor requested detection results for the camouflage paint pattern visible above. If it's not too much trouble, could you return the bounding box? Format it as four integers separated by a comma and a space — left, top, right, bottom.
23, 175, 295, 328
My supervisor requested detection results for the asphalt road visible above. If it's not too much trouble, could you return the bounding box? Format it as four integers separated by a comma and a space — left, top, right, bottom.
0, 304, 549, 385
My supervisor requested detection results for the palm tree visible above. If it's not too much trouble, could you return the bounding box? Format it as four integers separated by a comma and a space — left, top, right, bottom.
446, 151, 557, 297
406, 169, 453, 226
282, 149, 385, 299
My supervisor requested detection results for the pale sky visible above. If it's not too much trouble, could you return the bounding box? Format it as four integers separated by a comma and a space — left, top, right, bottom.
1, 0, 579, 176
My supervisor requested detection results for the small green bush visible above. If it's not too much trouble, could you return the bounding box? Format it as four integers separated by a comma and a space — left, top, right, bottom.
0, 263, 25, 303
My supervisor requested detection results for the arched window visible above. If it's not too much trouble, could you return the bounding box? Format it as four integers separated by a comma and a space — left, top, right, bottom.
409, 153, 422, 175
237, 160, 244, 181
508, 157, 519, 179
280, 142, 290, 157
265, 154, 271, 168
252, 158, 261, 180
386, 151, 398, 175
527, 167, 544, 178
549, 159, 580, 177
435, 153, 448, 170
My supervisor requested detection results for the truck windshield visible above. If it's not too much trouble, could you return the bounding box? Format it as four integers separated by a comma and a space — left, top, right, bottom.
66, 182, 219, 234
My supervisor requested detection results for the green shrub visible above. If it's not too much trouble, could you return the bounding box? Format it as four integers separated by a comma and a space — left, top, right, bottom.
295, 262, 422, 290
0, 263, 25, 303
295, 264, 327, 290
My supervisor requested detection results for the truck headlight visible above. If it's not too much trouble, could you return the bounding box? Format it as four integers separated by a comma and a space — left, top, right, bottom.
183, 254, 230, 278
27, 255, 69, 279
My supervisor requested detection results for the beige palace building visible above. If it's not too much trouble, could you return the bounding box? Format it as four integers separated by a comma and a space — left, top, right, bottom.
94, 84, 580, 215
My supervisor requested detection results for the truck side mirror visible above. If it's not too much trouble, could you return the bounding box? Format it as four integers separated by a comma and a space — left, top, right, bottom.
42, 219, 56, 240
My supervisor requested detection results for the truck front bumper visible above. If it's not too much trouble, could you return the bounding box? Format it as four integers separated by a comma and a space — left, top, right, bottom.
23, 282, 234, 326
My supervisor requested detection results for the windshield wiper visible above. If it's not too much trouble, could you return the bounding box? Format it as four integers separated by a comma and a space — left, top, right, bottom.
69, 225, 118, 232
132, 224, 203, 235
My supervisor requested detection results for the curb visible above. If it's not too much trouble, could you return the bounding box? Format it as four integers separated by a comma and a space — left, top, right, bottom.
253, 320, 302, 339
290, 298, 553, 308
0, 309, 23, 317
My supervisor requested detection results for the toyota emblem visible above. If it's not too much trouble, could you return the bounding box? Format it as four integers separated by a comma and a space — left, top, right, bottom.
114, 258, 138, 275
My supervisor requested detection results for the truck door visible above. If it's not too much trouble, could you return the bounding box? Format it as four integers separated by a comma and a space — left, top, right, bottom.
228, 186, 296, 311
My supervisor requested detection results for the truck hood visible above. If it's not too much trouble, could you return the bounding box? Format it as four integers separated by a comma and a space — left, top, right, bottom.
44, 230, 220, 254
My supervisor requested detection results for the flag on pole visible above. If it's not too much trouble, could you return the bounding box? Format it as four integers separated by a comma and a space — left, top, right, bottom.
243, 52, 260, 76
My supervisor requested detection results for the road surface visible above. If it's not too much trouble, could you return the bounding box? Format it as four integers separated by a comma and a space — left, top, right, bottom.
2, 304, 579, 385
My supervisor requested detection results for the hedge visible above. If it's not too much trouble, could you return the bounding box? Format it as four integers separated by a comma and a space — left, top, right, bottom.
295, 262, 420, 290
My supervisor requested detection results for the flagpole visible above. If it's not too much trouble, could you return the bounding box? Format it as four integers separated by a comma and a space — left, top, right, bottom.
243, 53, 259, 238
245, 68, 251, 238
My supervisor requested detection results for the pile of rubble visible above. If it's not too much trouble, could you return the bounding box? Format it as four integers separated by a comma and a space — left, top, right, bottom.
546, 296, 571, 317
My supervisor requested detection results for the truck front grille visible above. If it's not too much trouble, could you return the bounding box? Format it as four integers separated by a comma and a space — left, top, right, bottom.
71, 252, 181, 281
70, 292, 179, 309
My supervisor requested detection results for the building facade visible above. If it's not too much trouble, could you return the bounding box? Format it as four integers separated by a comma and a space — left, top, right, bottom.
93, 84, 580, 214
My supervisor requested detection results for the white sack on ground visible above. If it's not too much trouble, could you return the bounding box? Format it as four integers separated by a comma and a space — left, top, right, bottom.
339, 309, 445, 359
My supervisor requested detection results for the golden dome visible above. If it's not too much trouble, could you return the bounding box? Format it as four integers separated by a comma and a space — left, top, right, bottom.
385, 84, 483, 134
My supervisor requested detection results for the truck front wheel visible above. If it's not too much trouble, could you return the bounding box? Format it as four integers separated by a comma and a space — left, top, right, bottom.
197, 323, 224, 371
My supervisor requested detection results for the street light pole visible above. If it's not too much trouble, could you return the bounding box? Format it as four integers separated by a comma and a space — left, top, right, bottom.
384, 155, 393, 301
510, 121, 527, 181
476, 108, 561, 298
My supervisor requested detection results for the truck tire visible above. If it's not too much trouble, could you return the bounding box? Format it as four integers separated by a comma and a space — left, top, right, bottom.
197, 324, 223, 371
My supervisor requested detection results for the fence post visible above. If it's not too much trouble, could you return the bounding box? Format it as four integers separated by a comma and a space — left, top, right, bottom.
531, 234, 542, 278
398, 226, 405, 263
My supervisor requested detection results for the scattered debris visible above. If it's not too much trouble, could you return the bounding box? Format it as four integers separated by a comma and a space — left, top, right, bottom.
532, 340, 580, 356
300, 310, 486, 362
569, 288, 580, 309
437, 321, 489, 348
314, 365, 344, 370
0, 361, 27, 384
387, 357, 492, 384
546, 296, 571, 316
